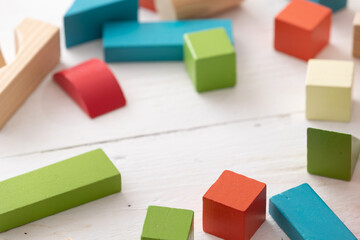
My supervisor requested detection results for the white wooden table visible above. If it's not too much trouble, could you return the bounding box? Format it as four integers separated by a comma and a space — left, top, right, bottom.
0, 0, 359, 239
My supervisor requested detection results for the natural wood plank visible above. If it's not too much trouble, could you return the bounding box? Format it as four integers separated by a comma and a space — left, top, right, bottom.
155, 0, 244, 20
0, 18, 60, 129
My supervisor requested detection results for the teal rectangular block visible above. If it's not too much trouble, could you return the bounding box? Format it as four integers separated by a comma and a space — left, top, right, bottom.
141, 206, 194, 240
269, 183, 356, 240
0, 149, 121, 232
307, 127, 360, 181
184, 28, 236, 92
64, 0, 138, 48
308, 0, 347, 12
103, 19, 233, 62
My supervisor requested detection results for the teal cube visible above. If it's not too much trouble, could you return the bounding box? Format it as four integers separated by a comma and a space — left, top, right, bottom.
309, 0, 347, 12
307, 128, 360, 181
141, 206, 194, 240
184, 28, 236, 93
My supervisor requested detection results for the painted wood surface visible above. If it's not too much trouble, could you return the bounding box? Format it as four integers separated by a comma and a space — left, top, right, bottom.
0, 0, 360, 239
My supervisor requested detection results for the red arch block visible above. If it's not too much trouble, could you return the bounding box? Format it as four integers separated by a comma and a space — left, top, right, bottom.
54, 58, 126, 118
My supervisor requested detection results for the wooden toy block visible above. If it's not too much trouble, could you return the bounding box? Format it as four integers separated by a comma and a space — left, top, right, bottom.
0, 149, 121, 232
64, 0, 138, 48
103, 19, 233, 62
352, 13, 360, 58
0, 50, 5, 68
308, 0, 347, 12
141, 205, 194, 240
155, 0, 243, 20
274, 0, 331, 61
140, 0, 156, 11
269, 183, 357, 240
306, 59, 354, 122
0, 18, 60, 130
307, 128, 360, 181
53, 58, 126, 118
203, 170, 266, 240
184, 28, 236, 93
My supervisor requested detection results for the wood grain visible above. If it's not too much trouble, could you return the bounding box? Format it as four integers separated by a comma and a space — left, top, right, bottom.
0, 18, 60, 129
155, 0, 244, 20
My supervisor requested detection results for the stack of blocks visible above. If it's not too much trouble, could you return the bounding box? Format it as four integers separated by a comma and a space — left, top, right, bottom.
274, 0, 331, 61
203, 170, 266, 240
269, 183, 357, 240
308, 0, 347, 12
353, 13, 360, 58
141, 206, 194, 240
184, 28, 236, 92
103, 19, 233, 62
307, 128, 360, 181
306, 59, 354, 122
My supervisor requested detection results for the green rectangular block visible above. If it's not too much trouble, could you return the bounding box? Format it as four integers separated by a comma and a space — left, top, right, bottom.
141, 205, 194, 240
184, 28, 236, 93
307, 128, 360, 181
0, 149, 121, 232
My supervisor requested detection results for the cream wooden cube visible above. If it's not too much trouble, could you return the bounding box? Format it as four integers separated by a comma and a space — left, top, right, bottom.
306, 59, 354, 122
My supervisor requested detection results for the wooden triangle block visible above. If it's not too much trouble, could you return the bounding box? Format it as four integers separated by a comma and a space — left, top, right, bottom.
307, 127, 360, 181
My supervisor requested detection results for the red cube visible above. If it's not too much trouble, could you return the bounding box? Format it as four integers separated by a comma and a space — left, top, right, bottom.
274, 0, 331, 61
203, 170, 266, 240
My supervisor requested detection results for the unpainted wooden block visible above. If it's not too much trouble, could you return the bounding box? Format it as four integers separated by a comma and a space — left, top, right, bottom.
103, 19, 233, 62
203, 170, 266, 240
0, 18, 60, 130
155, 0, 243, 20
184, 28, 236, 93
64, 0, 138, 48
269, 183, 357, 240
352, 13, 360, 58
309, 0, 347, 12
53, 58, 126, 118
0, 149, 121, 232
274, 0, 331, 61
141, 205, 194, 240
140, 0, 156, 11
306, 59, 354, 122
307, 128, 360, 181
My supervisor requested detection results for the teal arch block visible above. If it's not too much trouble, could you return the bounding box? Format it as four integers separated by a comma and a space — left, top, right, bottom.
103, 19, 233, 62
64, 0, 138, 48
308, 0, 347, 12
269, 184, 356, 240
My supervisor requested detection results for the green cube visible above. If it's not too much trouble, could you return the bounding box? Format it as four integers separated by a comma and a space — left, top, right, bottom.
184, 28, 236, 93
141, 206, 194, 240
307, 128, 360, 181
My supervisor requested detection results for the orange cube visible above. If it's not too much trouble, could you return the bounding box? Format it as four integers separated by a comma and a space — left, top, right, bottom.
274, 0, 331, 61
203, 170, 266, 240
